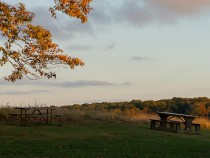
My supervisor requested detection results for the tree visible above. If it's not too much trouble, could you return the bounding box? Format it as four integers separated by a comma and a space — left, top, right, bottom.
192, 103, 208, 116
0, 0, 92, 82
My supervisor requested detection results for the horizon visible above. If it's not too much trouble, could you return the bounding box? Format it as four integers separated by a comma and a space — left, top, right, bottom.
1, 96, 209, 107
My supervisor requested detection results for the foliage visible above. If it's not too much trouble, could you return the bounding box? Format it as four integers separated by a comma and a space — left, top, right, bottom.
0, 0, 92, 82
49, 0, 92, 23
1, 97, 210, 128
2, 97, 210, 128
64, 97, 210, 117
0, 105, 13, 120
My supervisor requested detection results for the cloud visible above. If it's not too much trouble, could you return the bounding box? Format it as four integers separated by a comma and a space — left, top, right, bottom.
0, 90, 52, 95
0, 79, 131, 88
90, 0, 210, 27
25, 0, 210, 45
5, 0, 210, 45
131, 56, 152, 61
56, 80, 132, 88
104, 44, 116, 51
65, 44, 93, 51
31, 7, 93, 41
31, 90, 53, 93
120, 82, 132, 86
0, 91, 29, 95
150, 0, 210, 14
58, 80, 115, 87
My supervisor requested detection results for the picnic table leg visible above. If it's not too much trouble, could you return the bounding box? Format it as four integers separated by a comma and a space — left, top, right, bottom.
20, 109, 23, 126
159, 115, 168, 129
47, 109, 49, 124
150, 120, 156, 129
50, 109, 53, 124
184, 117, 194, 132
24, 109, 27, 125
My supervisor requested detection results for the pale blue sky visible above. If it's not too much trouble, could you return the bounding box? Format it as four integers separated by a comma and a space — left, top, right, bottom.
1, 0, 210, 106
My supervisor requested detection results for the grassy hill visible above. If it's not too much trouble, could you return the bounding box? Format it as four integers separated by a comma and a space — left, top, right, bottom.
0, 121, 210, 158
1, 98, 210, 157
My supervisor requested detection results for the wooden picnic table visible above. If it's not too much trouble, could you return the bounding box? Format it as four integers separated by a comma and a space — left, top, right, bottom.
150, 112, 200, 134
9, 106, 63, 126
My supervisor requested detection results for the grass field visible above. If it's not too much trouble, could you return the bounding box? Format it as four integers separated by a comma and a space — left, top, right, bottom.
0, 121, 210, 158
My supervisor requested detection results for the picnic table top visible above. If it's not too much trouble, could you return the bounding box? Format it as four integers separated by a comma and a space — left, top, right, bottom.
157, 112, 196, 118
14, 106, 56, 110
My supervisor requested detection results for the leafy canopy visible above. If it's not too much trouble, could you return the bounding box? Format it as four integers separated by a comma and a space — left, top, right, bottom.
0, 0, 92, 82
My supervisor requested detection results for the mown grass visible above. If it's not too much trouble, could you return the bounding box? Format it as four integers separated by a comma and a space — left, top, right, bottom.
0, 121, 210, 158
1, 106, 210, 157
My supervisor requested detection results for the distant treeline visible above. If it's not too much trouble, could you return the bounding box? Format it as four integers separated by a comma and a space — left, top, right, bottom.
65, 97, 210, 116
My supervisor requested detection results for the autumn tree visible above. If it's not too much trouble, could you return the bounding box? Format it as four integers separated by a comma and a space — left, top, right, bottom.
192, 103, 208, 116
0, 0, 92, 82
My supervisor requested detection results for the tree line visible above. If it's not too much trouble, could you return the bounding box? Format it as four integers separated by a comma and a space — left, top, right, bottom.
66, 97, 210, 116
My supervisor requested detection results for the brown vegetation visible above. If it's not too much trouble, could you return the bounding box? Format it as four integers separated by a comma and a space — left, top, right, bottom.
1, 97, 210, 129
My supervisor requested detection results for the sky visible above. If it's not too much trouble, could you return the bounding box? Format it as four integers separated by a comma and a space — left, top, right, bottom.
1, 0, 210, 106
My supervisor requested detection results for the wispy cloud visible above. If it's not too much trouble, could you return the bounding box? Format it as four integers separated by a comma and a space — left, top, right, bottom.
56, 80, 132, 88
0, 90, 52, 95
90, 0, 210, 27
25, 0, 210, 48
0, 91, 29, 95
131, 56, 152, 61
58, 80, 115, 87
104, 44, 116, 51
120, 82, 132, 86
65, 44, 93, 51
0, 79, 131, 88
32, 7, 93, 41
150, 0, 210, 14
12, 0, 210, 45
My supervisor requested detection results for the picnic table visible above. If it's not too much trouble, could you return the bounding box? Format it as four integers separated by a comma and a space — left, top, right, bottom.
9, 107, 63, 126
150, 112, 200, 134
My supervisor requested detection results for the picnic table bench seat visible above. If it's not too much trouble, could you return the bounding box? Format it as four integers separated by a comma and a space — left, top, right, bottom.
9, 113, 62, 117
150, 119, 181, 133
27, 114, 63, 126
183, 122, 201, 133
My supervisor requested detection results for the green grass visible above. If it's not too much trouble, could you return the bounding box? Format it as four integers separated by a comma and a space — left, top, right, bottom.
0, 121, 210, 158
